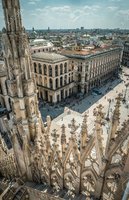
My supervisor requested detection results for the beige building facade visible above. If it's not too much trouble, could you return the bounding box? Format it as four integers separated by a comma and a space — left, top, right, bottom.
62, 46, 122, 94
32, 46, 122, 103
122, 42, 129, 67
32, 52, 74, 103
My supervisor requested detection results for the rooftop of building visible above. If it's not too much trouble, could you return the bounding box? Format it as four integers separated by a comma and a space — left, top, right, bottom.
125, 41, 129, 46
30, 39, 53, 48
32, 52, 68, 63
61, 45, 121, 59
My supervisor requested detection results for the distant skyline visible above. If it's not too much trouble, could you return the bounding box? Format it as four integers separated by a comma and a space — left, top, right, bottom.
0, 0, 129, 30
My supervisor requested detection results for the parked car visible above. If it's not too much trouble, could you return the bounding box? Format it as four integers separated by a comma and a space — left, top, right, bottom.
92, 92, 98, 96
92, 89, 102, 95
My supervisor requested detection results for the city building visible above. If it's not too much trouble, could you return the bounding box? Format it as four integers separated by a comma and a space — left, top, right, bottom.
32, 46, 122, 103
122, 41, 129, 67
0, 1, 129, 200
30, 38, 53, 54
61, 46, 122, 94
32, 52, 74, 103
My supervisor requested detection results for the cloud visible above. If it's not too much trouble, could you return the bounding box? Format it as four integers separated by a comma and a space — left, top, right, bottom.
28, 2, 36, 5
51, 6, 71, 13
117, 9, 129, 15
83, 5, 101, 12
107, 6, 118, 11
28, 0, 41, 4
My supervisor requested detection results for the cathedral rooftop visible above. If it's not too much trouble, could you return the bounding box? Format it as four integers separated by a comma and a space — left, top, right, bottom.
32, 52, 68, 63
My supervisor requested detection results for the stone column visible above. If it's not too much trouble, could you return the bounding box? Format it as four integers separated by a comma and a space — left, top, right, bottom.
53, 78, 55, 90
47, 65, 49, 76
64, 89, 66, 99
53, 93, 57, 103
59, 92, 61, 101
67, 88, 69, 97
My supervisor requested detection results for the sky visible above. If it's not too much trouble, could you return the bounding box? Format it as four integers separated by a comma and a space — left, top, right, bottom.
0, 0, 129, 30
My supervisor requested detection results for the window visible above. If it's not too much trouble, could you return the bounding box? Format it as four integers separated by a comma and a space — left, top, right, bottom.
60, 77, 63, 87
43, 64, 47, 75
64, 62, 67, 73
39, 76, 42, 85
49, 79, 53, 89
55, 65, 58, 76
69, 76, 70, 83
64, 75, 67, 85
34, 62, 37, 73
49, 65, 52, 77
38, 63, 42, 74
60, 64, 63, 75
55, 78, 59, 89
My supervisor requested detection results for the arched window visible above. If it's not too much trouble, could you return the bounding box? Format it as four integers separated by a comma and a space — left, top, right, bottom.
38, 49, 40, 52
38, 63, 42, 74
69, 76, 71, 83
60, 77, 63, 87
43, 64, 47, 75
49, 65, 52, 77
64, 62, 67, 73
35, 75, 38, 83
39, 76, 42, 85
34, 62, 37, 73
60, 63, 63, 75
55, 65, 58, 76
69, 74, 71, 83
49, 79, 53, 89
64, 75, 67, 85
55, 78, 58, 89
80, 66, 82, 72
44, 77, 47, 87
